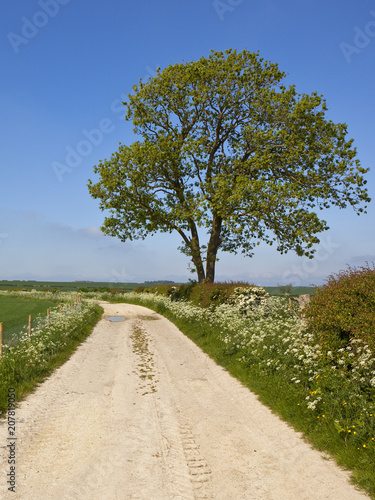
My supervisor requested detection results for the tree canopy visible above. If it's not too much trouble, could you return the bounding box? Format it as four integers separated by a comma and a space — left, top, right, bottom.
88, 49, 370, 283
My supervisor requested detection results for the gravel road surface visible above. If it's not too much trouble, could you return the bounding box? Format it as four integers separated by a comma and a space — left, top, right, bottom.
0, 302, 370, 499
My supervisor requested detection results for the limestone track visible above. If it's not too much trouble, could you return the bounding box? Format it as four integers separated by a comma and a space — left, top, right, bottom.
0, 302, 371, 499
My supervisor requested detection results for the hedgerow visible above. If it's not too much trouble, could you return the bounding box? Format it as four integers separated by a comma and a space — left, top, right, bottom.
305, 263, 375, 355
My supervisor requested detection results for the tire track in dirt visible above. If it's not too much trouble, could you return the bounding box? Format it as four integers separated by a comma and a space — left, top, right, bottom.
130, 318, 212, 499
133, 317, 214, 499
129, 318, 195, 499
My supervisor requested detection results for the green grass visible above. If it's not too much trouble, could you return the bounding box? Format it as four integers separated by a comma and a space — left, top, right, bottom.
0, 296, 60, 345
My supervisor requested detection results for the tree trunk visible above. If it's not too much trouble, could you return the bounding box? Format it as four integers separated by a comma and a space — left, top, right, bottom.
189, 221, 206, 283
193, 254, 206, 283
205, 214, 222, 283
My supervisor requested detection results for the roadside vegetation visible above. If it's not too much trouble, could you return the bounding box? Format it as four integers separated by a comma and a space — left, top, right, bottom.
0, 295, 102, 417
0, 295, 59, 345
1, 265, 373, 496
105, 265, 375, 498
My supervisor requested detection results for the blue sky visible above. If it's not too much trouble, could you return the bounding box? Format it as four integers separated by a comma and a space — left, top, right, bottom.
0, 0, 374, 286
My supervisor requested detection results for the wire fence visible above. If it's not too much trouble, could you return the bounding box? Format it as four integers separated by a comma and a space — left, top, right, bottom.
0, 296, 82, 356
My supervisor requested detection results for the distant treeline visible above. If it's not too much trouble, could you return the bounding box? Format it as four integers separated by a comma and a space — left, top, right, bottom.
144, 280, 176, 285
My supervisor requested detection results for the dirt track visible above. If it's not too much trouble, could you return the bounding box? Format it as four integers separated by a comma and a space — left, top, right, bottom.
0, 302, 370, 499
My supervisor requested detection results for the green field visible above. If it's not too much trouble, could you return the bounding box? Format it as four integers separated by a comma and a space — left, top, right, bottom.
0, 280, 175, 292
0, 296, 59, 345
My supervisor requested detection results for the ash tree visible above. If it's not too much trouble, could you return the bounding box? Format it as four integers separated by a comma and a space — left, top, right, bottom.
88, 49, 370, 283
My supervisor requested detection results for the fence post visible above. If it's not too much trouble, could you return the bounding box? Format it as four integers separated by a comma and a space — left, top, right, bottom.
47, 308, 50, 328
28, 315, 32, 340
0, 322, 3, 357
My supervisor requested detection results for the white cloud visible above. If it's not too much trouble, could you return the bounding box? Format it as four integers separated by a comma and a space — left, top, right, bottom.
80, 225, 103, 238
